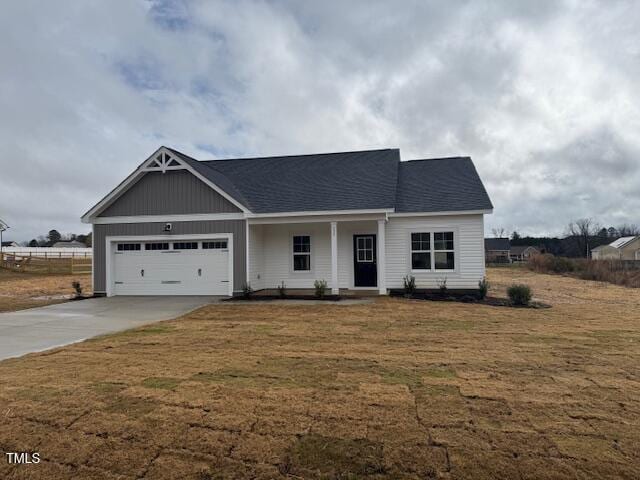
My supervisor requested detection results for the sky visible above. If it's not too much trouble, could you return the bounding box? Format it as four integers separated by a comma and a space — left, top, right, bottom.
1, 0, 639, 243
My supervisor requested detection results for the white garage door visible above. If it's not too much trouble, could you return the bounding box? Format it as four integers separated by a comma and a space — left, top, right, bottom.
112, 239, 230, 296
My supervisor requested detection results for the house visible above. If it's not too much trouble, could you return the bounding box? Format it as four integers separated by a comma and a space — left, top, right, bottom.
592, 236, 640, 260
484, 238, 510, 263
81, 147, 493, 297
52, 240, 87, 248
510, 245, 540, 262
1, 241, 19, 248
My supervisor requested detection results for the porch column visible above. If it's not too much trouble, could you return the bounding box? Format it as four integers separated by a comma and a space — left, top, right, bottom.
377, 219, 386, 295
331, 221, 339, 295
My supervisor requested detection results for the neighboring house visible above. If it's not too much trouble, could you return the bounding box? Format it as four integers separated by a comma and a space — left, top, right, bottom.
1, 241, 19, 247
52, 240, 87, 248
484, 238, 510, 263
510, 245, 540, 262
592, 236, 640, 260
82, 147, 493, 297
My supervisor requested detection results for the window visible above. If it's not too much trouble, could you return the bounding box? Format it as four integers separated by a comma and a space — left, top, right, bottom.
411, 232, 455, 270
145, 242, 169, 251
173, 242, 198, 250
293, 235, 311, 271
356, 236, 374, 262
117, 243, 140, 251
411, 233, 431, 270
434, 232, 454, 270
203, 240, 228, 249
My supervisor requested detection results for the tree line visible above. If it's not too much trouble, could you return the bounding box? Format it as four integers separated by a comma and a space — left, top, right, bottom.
24, 229, 92, 248
492, 220, 639, 258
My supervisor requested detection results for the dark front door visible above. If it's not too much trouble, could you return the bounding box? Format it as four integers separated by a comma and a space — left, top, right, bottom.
353, 234, 377, 287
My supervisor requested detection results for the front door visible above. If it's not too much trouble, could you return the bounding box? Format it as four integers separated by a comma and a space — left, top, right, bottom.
353, 234, 377, 287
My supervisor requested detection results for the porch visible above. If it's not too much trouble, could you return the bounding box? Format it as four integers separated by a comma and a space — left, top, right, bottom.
247, 216, 387, 295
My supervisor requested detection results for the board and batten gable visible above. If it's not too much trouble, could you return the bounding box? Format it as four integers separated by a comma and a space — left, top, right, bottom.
98, 170, 242, 217
385, 214, 485, 289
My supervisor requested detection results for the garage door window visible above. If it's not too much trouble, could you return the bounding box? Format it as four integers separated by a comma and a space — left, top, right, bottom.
203, 241, 228, 249
117, 243, 141, 251
173, 242, 198, 250
145, 242, 169, 251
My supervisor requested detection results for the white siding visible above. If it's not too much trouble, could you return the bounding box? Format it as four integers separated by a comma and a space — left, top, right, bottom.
262, 223, 331, 289
249, 221, 377, 290
248, 224, 265, 290
248, 215, 486, 291
385, 214, 485, 290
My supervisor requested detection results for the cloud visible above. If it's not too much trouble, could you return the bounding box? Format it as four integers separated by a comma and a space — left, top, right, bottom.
0, 0, 638, 241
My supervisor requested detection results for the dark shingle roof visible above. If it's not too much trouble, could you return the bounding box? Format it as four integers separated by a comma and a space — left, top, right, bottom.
166, 148, 252, 209
395, 157, 493, 213
165, 147, 492, 214
201, 149, 401, 213
485, 238, 511, 251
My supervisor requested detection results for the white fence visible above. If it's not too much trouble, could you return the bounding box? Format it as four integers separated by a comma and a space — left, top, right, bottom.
0, 247, 92, 258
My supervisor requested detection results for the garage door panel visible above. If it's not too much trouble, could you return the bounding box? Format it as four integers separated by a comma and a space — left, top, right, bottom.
112, 240, 230, 296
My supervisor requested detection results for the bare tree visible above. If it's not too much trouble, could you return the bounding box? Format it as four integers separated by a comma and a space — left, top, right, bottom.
616, 224, 640, 236
566, 218, 600, 257
491, 227, 506, 238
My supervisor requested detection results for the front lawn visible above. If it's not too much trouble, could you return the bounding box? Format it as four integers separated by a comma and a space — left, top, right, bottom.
0, 268, 638, 479
0, 269, 92, 312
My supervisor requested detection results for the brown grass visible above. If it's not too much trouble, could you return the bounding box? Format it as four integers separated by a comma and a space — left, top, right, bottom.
528, 253, 640, 288
0, 268, 639, 479
0, 269, 92, 312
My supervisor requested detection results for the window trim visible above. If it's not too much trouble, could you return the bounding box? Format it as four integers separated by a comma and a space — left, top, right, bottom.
291, 234, 312, 273
409, 229, 458, 273
433, 232, 455, 270
410, 232, 431, 270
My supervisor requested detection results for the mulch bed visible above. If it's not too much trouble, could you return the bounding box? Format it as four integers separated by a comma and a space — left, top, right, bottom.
391, 292, 551, 309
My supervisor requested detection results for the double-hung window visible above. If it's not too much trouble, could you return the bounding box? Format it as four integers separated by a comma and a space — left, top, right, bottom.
411, 231, 455, 270
411, 233, 431, 270
434, 232, 455, 269
293, 235, 311, 271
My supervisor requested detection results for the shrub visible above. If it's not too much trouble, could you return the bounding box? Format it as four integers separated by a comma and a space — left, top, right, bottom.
478, 277, 489, 300
241, 282, 253, 299
72, 281, 83, 298
507, 284, 532, 306
403, 275, 416, 297
314, 279, 328, 298
527, 254, 574, 273
277, 281, 287, 298
437, 277, 448, 296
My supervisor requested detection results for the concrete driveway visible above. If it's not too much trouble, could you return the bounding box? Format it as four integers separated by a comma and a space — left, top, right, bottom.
0, 296, 219, 361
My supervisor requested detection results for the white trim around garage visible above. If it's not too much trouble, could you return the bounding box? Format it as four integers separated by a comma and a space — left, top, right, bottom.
104, 233, 234, 297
